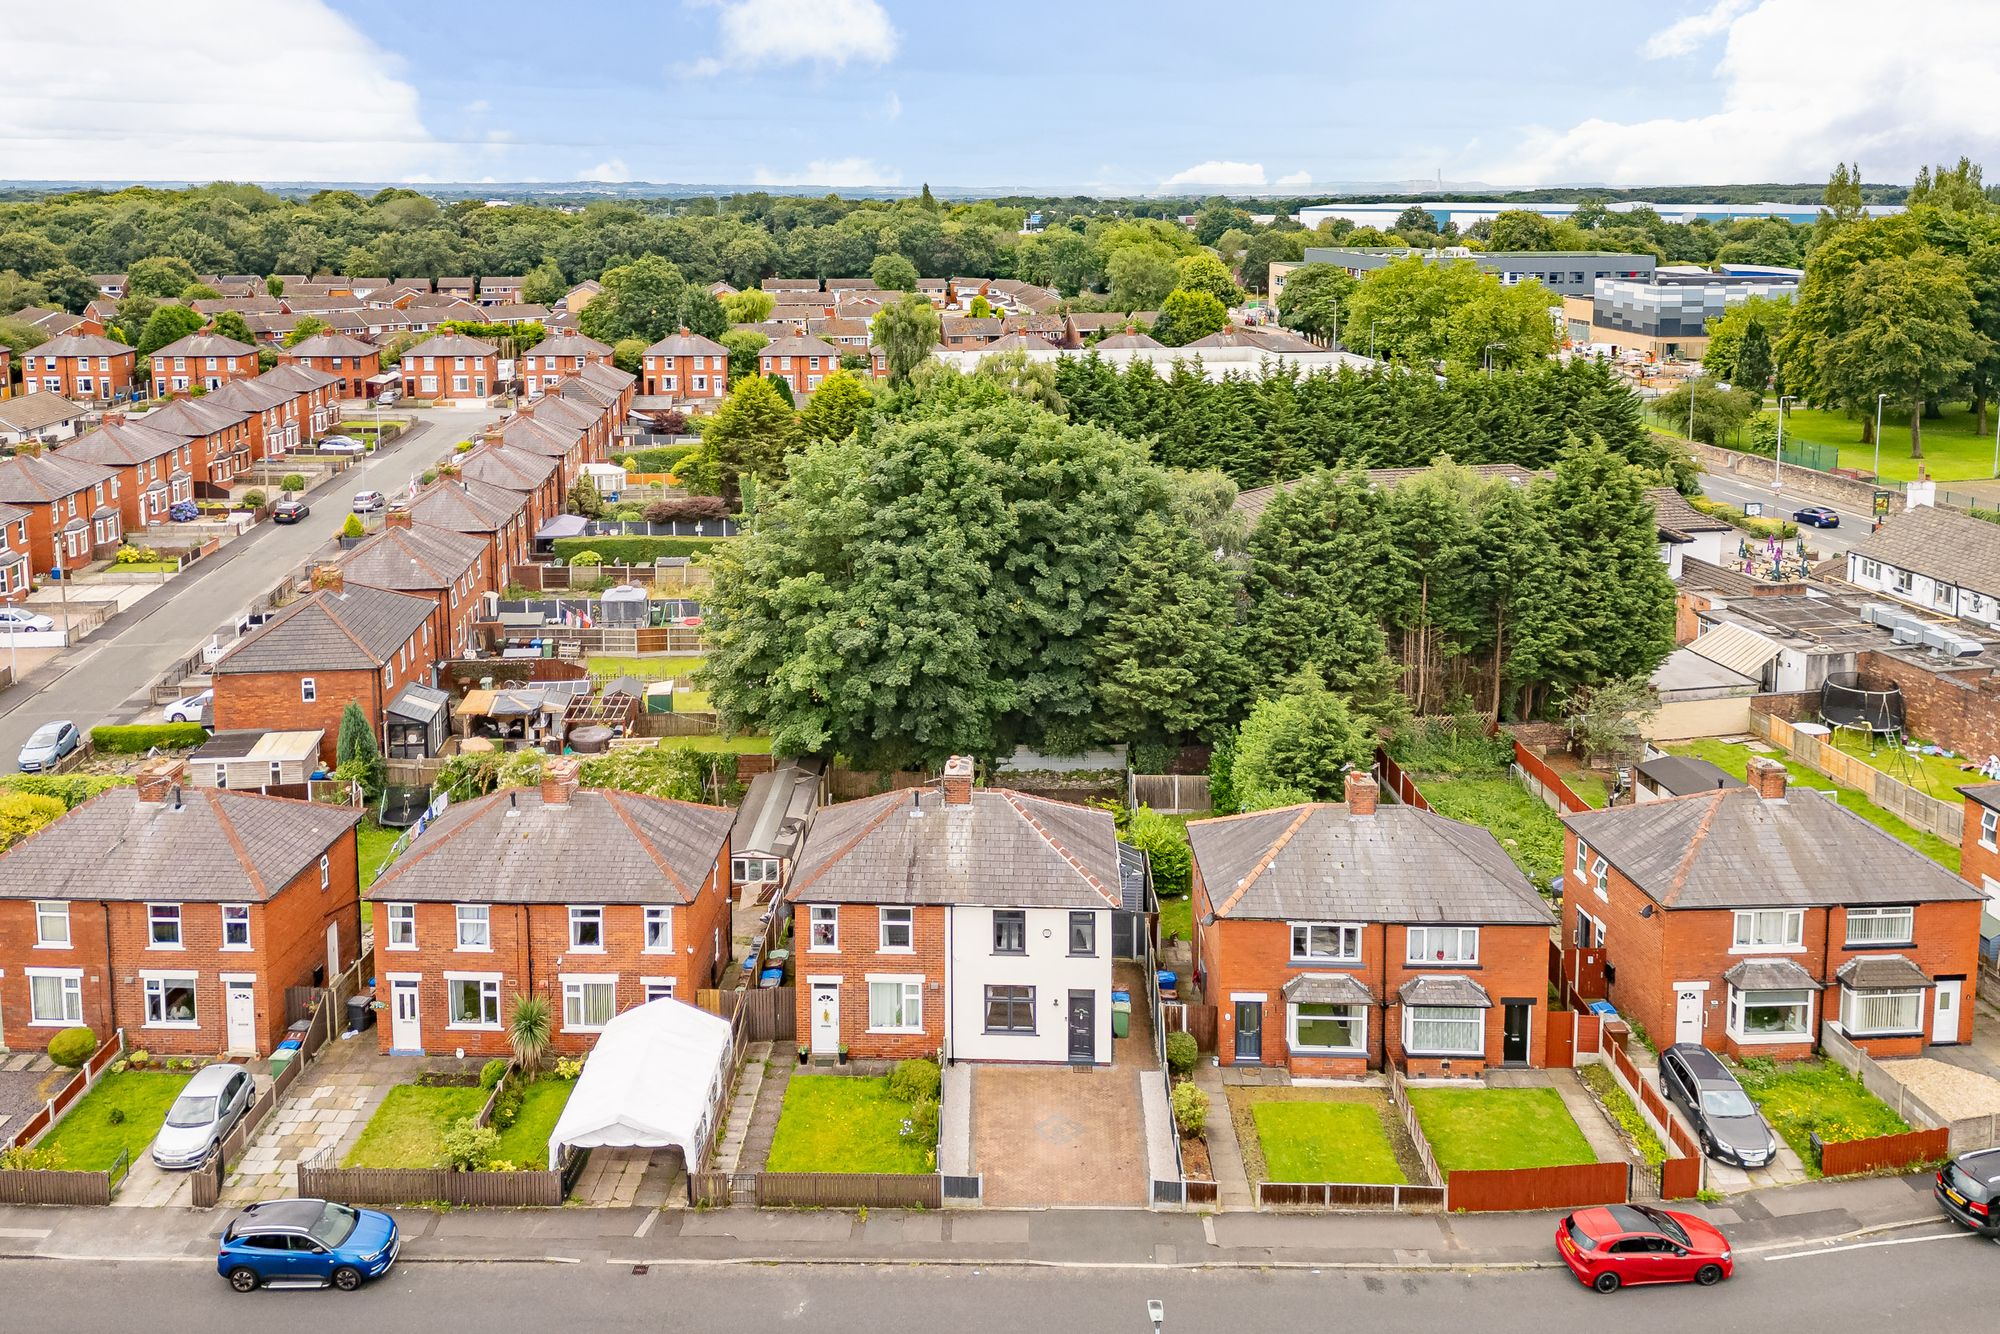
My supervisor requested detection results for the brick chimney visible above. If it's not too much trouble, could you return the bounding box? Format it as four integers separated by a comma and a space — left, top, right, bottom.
135, 757, 189, 805
541, 757, 581, 806
941, 755, 974, 806
1344, 769, 1379, 816
310, 563, 344, 593
1747, 756, 1788, 800
101, 412, 126, 428
384, 508, 411, 529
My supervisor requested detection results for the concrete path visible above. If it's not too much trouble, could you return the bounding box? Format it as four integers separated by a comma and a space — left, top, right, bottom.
712, 1041, 770, 1173
940, 1063, 972, 1177
733, 1045, 792, 1174
1192, 1062, 1253, 1209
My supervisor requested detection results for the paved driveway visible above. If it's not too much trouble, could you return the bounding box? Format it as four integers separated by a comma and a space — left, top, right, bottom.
971, 1066, 1149, 1207
0, 1053, 59, 1144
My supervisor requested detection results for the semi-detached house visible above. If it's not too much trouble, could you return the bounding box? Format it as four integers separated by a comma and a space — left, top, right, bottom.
18, 334, 137, 402
149, 333, 260, 397
398, 334, 499, 404
55, 416, 196, 531
641, 329, 728, 403
520, 333, 611, 397
337, 513, 494, 659
279, 332, 380, 400
0, 451, 122, 576
139, 397, 256, 487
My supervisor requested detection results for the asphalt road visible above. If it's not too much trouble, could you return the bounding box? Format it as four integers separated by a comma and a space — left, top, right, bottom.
4, 1225, 1993, 1334
1697, 469, 1872, 557
0, 403, 502, 763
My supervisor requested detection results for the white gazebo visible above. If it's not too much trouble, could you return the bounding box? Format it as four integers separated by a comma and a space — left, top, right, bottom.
545, 998, 734, 1170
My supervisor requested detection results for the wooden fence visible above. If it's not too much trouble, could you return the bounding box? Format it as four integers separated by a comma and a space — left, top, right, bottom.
191, 1045, 309, 1209
1512, 740, 1595, 815
1814, 1126, 1952, 1177
509, 562, 709, 593
4, 1028, 126, 1151
1258, 1181, 1446, 1209
1750, 712, 1963, 841
754, 1172, 944, 1209
0, 1151, 129, 1206
1446, 1162, 1631, 1213
1129, 773, 1211, 815
1601, 1026, 1704, 1200
1159, 1002, 1218, 1053
1376, 751, 1432, 812
695, 986, 797, 1043
1386, 1070, 1445, 1189
1819, 1022, 1998, 1154
297, 1146, 581, 1207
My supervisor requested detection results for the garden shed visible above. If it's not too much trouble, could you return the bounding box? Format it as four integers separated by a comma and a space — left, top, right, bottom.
386, 682, 450, 758
546, 998, 734, 1171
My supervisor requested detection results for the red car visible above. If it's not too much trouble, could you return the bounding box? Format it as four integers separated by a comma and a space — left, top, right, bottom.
1556, 1204, 1733, 1294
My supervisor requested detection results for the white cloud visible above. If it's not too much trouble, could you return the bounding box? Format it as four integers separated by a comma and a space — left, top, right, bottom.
679, 0, 897, 76
752, 157, 901, 187
883, 91, 902, 120
1161, 160, 1267, 189
1275, 170, 1312, 187
1642, 0, 1754, 58
1483, 0, 2000, 187
0, 1, 446, 181
465, 99, 492, 115
579, 159, 631, 183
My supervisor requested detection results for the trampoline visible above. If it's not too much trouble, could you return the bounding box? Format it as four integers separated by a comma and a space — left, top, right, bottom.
1820, 672, 1905, 738
377, 784, 432, 829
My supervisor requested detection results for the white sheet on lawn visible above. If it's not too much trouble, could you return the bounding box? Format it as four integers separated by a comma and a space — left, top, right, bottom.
545, 998, 733, 1169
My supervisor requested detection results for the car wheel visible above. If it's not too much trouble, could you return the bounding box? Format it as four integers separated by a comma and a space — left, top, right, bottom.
332, 1266, 363, 1291
1592, 1271, 1621, 1294
1695, 1264, 1723, 1286
228, 1267, 260, 1293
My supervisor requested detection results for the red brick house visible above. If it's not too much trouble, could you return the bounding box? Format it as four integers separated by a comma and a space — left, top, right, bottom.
399, 334, 499, 403
481, 411, 588, 492
1561, 758, 1985, 1060
211, 576, 437, 766
148, 334, 259, 397
0, 451, 122, 576
367, 760, 733, 1057
521, 333, 611, 397
337, 512, 494, 659
0, 758, 362, 1058
54, 416, 195, 532
409, 476, 533, 572
1954, 784, 2000, 909
137, 397, 256, 486
0, 503, 33, 597
553, 372, 632, 459
457, 444, 563, 533
18, 334, 137, 403
641, 329, 729, 404
1190, 772, 1555, 1077
279, 332, 379, 400
758, 333, 843, 397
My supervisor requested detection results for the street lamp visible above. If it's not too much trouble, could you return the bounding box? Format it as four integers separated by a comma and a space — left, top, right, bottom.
1484, 341, 1505, 376
1774, 395, 1797, 488
1873, 393, 1889, 482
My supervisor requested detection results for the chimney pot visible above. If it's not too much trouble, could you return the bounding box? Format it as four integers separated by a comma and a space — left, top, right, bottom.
941, 755, 975, 806
541, 757, 581, 806
1344, 769, 1379, 816
135, 757, 189, 804
1747, 756, 1788, 800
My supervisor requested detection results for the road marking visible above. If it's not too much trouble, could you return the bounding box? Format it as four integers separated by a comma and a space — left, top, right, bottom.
0, 1228, 51, 1240
1761, 1229, 1980, 1262
633, 1210, 659, 1239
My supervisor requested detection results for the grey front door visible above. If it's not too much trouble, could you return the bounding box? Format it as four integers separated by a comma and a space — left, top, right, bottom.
1234, 1000, 1263, 1063
1067, 991, 1095, 1064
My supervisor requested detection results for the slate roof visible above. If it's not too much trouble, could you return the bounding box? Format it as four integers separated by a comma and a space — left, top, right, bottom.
0, 786, 359, 904
1634, 755, 1744, 797
1188, 804, 1549, 924
1096, 329, 1166, 349
149, 333, 256, 359
460, 444, 558, 492
369, 787, 733, 904
402, 333, 499, 359
1722, 957, 1821, 991
1958, 781, 2000, 813
0, 393, 87, 433
59, 419, 185, 466
645, 330, 729, 358
1851, 504, 2000, 594
1649, 486, 1733, 540
33, 333, 135, 358
1282, 973, 1376, 1005
410, 479, 518, 534
140, 398, 252, 438
524, 333, 610, 358
338, 524, 484, 592
0, 450, 117, 503
760, 333, 843, 360
1562, 787, 1985, 910
284, 332, 377, 358
1397, 975, 1492, 1008
786, 786, 1124, 910
213, 584, 434, 674
1835, 954, 1932, 989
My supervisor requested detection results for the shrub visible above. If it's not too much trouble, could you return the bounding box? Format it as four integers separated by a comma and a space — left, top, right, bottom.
439, 1120, 502, 1171
903, 1097, 940, 1145
1127, 807, 1191, 899
89, 723, 209, 753
1165, 1030, 1199, 1077
420, 469, 438, 486
127, 1048, 150, 1067
1170, 1081, 1209, 1137
492, 1087, 523, 1130
889, 1058, 941, 1104
551, 535, 724, 564
0, 1143, 65, 1170
280, 473, 306, 493
644, 495, 730, 525
554, 1057, 583, 1081
455, 439, 475, 454
46, 1026, 99, 1068
0, 790, 68, 852
106, 1106, 126, 1126
340, 513, 366, 539
479, 1058, 509, 1089
508, 994, 553, 1072
567, 549, 603, 567
0, 773, 133, 808
241, 489, 267, 510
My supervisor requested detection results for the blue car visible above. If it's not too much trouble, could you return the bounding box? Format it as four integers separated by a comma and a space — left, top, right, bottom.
218, 1198, 399, 1292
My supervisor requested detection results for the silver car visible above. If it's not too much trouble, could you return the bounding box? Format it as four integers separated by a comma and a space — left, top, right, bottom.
152, 1064, 255, 1170
17, 719, 80, 772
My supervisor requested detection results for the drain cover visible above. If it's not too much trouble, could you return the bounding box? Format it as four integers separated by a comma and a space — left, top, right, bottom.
631, 1264, 649, 1276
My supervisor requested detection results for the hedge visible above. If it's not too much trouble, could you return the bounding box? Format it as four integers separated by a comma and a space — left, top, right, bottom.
89, 723, 210, 754
0, 773, 133, 807
623, 445, 696, 474
1688, 494, 1799, 539
550, 535, 727, 564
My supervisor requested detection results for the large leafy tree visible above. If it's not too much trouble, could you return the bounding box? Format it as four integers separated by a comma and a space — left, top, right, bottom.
1440, 277, 1558, 373
1092, 510, 1244, 752
1151, 288, 1227, 346
577, 255, 693, 344
870, 293, 941, 385
1276, 263, 1354, 343
869, 253, 919, 291
686, 374, 802, 502
719, 329, 767, 382
520, 260, 568, 307
1229, 667, 1377, 810
1106, 246, 1177, 311
135, 303, 206, 359
210, 311, 256, 346
281, 315, 328, 348
126, 256, 198, 299
797, 368, 873, 445
1818, 250, 1989, 457
1173, 252, 1242, 308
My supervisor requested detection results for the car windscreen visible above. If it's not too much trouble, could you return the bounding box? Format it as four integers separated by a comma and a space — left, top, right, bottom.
1637, 1208, 1689, 1246
1944, 1161, 1994, 1203
27, 725, 62, 745
165, 1095, 219, 1128
309, 1202, 359, 1248
1701, 1087, 1757, 1119
1564, 1217, 1597, 1251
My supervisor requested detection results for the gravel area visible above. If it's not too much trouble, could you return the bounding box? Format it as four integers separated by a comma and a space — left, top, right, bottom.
1883, 1058, 2000, 1120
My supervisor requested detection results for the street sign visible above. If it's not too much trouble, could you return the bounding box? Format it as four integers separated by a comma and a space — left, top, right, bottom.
1742, 501, 1764, 517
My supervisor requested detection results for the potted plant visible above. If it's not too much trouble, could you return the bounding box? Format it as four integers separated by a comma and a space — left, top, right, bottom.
838, 1043, 850, 1065
796, 1044, 809, 1064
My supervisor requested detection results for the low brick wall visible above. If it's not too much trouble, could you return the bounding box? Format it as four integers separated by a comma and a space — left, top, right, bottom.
1859, 650, 2000, 770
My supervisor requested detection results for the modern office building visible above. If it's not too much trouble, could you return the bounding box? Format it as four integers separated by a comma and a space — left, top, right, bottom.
1562, 265, 1801, 361
1271, 246, 1654, 302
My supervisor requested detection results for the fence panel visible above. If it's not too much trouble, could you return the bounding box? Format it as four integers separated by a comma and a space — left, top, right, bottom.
1446, 1162, 1630, 1213
1387, 1070, 1444, 1187
1159, 1002, 1218, 1053
755, 1173, 943, 1209
1660, 1155, 1704, 1200
703, 987, 796, 1042
1511, 740, 1594, 814
298, 1152, 568, 1207
1128, 773, 1212, 815
1815, 1127, 1952, 1177
1258, 1181, 1447, 1209
1544, 1009, 1576, 1069
1376, 751, 1432, 812
687, 1170, 734, 1207
0, 1164, 119, 1206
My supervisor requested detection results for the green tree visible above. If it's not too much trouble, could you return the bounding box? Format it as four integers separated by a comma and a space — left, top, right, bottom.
1173, 252, 1242, 308
210, 311, 255, 346
1702, 295, 1791, 388
721, 288, 775, 323
1106, 247, 1177, 311
1651, 376, 1759, 443
719, 328, 767, 382
1395, 204, 1440, 236
568, 473, 604, 518
578, 255, 691, 344
1485, 209, 1560, 251
179, 283, 222, 302
1092, 510, 1244, 750
1239, 229, 1308, 295
520, 259, 568, 306
687, 374, 802, 502
1276, 263, 1355, 343
798, 368, 873, 445
966, 293, 995, 319
134, 303, 206, 359
334, 701, 384, 800
1151, 288, 1228, 346
1193, 203, 1254, 247
1230, 667, 1377, 810
1819, 250, 1989, 457
765, 372, 796, 407
265, 275, 285, 297
612, 336, 646, 374
1910, 156, 1990, 214
41, 265, 97, 314
1818, 161, 1867, 235
0, 317, 48, 362
125, 256, 198, 299
1735, 320, 1774, 401
116, 294, 158, 342
281, 315, 327, 348
870, 292, 942, 385
1441, 277, 1558, 372
870, 253, 919, 291
1342, 256, 1482, 365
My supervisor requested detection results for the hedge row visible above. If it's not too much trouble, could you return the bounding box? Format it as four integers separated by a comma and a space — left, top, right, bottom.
1688, 494, 1800, 539
619, 446, 697, 474
550, 535, 727, 564
89, 723, 210, 754
0, 773, 134, 807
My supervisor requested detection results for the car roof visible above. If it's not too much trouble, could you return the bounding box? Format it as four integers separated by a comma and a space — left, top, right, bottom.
1602, 1204, 1670, 1235
1956, 1148, 2000, 1187
180, 1062, 248, 1095
1665, 1042, 1734, 1083
233, 1198, 329, 1229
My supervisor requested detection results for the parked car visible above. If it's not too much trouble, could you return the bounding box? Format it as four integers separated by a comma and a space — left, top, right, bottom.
1659, 1043, 1779, 1169
318, 435, 365, 456
1556, 1204, 1732, 1293
169, 500, 200, 522
217, 1198, 400, 1292
1936, 1147, 2000, 1235
375, 389, 400, 406
272, 496, 310, 523
1792, 505, 1840, 528
0, 607, 56, 633
152, 1064, 255, 1170
164, 688, 212, 724
352, 490, 386, 514
17, 719, 81, 772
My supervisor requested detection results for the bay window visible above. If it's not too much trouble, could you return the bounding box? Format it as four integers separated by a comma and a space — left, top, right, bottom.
1727, 987, 1812, 1040
1843, 988, 1923, 1036
1291, 1002, 1366, 1054
1404, 1005, 1483, 1056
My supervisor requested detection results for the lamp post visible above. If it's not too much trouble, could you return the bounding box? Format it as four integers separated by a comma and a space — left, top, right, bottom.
1484, 341, 1505, 376
1873, 392, 1888, 482
1690, 378, 1699, 443
1774, 395, 1796, 488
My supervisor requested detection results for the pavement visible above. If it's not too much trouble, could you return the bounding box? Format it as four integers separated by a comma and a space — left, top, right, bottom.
1697, 471, 1870, 557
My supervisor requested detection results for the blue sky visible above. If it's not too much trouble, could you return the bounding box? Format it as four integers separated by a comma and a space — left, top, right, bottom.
5, 1, 1999, 190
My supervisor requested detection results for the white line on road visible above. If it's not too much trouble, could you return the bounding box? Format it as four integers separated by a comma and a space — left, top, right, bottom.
1761, 1229, 1982, 1262
633, 1210, 659, 1239
0, 1228, 51, 1240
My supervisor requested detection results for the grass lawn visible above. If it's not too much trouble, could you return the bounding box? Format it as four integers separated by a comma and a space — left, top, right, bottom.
1665, 739, 1960, 873
1566, 770, 1612, 809
1825, 727, 1990, 802
1734, 1058, 1907, 1176
1244, 1095, 1408, 1185
765, 1075, 932, 1174
37, 1071, 191, 1171
1408, 1087, 1597, 1173
357, 819, 400, 889
343, 1084, 490, 1168
1769, 402, 1997, 483
109, 561, 178, 574
666, 733, 775, 754
1414, 773, 1566, 888
1158, 893, 1192, 946
489, 1077, 575, 1168
587, 654, 707, 681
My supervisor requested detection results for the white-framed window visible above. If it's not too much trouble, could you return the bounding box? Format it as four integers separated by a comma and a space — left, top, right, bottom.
1407, 926, 1479, 965
1844, 905, 1915, 946
1728, 986, 1812, 1041
1982, 808, 1997, 850
1590, 856, 1608, 895
809, 905, 838, 951
319, 854, 330, 890
1290, 923, 1362, 963
385, 902, 416, 949
446, 974, 501, 1028
868, 976, 924, 1032
1733, 909, 1804, 951
1843, 987, 1923, 1036
1291, 1001, 1366, 1054
26, 968, 83, 1025
733, 857, 781, 885
569, 905, 604, 950
221, 903, 251, 949
642, 978, 676, 1004
301, 677, 316, 703
34, 900, 70, 947
561, 976, 617, 1031
641, 906, 673, 952
879, 906, 913, 951
147, 903, 182, 947
456, 904, 490, 949
1404, 1005, 1484, 1056
1574, 840, 1589, 878
143, 974, 199, 1027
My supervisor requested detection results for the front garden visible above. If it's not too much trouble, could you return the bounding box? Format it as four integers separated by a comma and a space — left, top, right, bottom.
765, 1063, 939, 1174
342, 1080, 487, 1168
1228, 1086, 1415, 1185
35, 1069, 191, 1171
1406, 1087, 1597, 1172
1733, 1057, 1908, 1177
343, 1060, 580, 1171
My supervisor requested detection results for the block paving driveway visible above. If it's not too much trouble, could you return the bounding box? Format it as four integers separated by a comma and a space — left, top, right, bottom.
971, 1066, 1149, 1207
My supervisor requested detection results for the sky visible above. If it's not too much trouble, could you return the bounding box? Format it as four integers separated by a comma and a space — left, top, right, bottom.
4, 0, 2000, 193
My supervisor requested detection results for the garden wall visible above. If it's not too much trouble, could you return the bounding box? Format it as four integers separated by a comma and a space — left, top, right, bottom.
1820, 1023, 1998, 1154
1749, 710, 1963, 841
1669, 433, 1905, 515
1857, 649, 2000, 781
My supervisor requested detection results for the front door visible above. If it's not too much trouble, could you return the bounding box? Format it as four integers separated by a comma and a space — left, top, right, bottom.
325, 923, 340, 981
1674, 986, 1705, 1044
1502, 1001, 1531, 1064
1934, 979, 1963, 1045
225, 983, 257, 1055
1067, 991, 1096, 1065
390, 980, 421, 1052
810, 983, 840, 1055
1233, 1000, 1263, 1064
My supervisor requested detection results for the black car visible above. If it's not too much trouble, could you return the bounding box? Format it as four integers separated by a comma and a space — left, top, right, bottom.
1936, 1148, 2000, 1235
1792, 505, 1839, 528
272, 497, 309, 523
1659, 1043, 1779, 1169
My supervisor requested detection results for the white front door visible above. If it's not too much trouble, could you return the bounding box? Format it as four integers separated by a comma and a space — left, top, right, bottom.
390, 980, 421, 1052
809, 983, 840, 1055
1933, 979, 1963, 1045
226, 983, 257, 1055
326, 923, 340, 980
1674, 986, 1705, 1044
